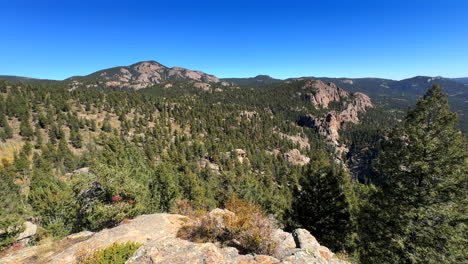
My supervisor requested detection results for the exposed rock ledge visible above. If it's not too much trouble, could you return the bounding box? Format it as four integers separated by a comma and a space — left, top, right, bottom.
299, 81, 373, 160
1, 213, 349, 264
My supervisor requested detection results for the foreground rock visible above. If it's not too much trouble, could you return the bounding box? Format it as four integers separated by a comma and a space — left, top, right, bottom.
1, 212, 349, 264
14, 222, 38, 247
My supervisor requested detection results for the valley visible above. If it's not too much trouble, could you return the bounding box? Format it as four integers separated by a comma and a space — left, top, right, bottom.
0, 61, 466, 264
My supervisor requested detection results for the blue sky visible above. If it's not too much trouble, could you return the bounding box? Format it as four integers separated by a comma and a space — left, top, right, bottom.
1, 0, 467, 80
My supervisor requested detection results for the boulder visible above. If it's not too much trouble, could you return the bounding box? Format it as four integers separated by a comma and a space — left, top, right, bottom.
16, 222, 37, 243
271, 229, 296, 258
292, 229, 319, 251
284, 149, 310, 165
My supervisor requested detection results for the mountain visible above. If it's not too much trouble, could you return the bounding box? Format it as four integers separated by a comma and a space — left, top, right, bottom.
284, 76, 467, 99
452, 77, 468, 84
66, 61, 223, 89
1, 63, 466, 263
222, 75, 282, 86
0, 75, 56, 83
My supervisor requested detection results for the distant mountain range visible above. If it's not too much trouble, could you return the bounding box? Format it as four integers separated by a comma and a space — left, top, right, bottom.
0, 75, 57, 83
451, 77, 468, 84
0, 60, 467, 133
1, 60, 466, 107
222, 75, 283, 86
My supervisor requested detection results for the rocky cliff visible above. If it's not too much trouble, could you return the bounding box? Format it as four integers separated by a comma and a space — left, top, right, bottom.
67, 61, 221, 90
298, 80, 373, 159
1, 212, 349, 264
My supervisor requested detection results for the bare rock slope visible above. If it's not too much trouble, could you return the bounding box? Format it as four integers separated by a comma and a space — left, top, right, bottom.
299, 80, 373, 158
1, 212, 349, 264
67, 61, 221, 89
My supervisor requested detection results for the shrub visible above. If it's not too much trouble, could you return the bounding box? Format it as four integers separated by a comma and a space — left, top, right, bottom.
170, 199, 204, 219
177, 196, 277, 255
76, 242, 142, 264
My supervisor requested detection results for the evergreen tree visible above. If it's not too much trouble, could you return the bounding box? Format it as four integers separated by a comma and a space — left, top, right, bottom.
57, 138, 76, 172
29, 167, 77, 237
153, 166, 180, 212
0, 167, 26, 248
101, 120, 112, 132
90, 119, 97, 132
19, 116, 34, 141
2, 120, 13, 140
359, 85, 468, 264
70, 128, 82, 149
34, 125, 43, 149
0, 111, 7, 127
294, 151, 357, 253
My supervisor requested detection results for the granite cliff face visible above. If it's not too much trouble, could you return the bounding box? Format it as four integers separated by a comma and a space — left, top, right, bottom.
1, 212, 349, 264
67, 61, 221, 90
298, 80, 373, 159
302, 80, 349, 108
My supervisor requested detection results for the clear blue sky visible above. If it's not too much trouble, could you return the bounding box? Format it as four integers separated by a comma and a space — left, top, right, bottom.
1, 0, 467, 80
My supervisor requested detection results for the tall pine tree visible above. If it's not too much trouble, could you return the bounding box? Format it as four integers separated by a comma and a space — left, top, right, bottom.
359, 85, 468, 264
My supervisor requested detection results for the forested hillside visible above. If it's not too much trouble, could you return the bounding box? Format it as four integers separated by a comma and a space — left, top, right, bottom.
0, 75, 466, 263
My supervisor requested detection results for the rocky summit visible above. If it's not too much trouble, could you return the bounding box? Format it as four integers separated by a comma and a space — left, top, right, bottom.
298, 80, 373, 159
0, 211, 348, 264
67, 61, 221, 89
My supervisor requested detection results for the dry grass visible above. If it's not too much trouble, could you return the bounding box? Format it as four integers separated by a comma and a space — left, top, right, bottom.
0, 137, 24, 162
177, 196, 278, 255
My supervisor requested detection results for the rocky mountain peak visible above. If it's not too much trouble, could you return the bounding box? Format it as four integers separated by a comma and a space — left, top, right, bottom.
302, 80, 349, 108
67, 60, 221, 90
299, 81, 373, 160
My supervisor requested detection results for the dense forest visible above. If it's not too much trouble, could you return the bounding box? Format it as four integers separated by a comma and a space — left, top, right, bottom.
0, 79, 466, 263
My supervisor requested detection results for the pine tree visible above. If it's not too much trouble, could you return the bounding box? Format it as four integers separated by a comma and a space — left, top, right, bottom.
0, 111, 7, 127
294, 151, 357, 253
58, 138, 76, 172
29, 167, 77, 237
70, 128, 82, 149
19, 115, 34, 141
90, 119, 97, 132
34, 125, 43, 149
101, 120, 112, 132
3, 121, 13, 139
0, 167, 26, 248
153, 166, 180, 212
359, 85, 468, 264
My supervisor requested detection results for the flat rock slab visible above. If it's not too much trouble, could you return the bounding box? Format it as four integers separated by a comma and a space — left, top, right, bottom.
1, 213, 350, 264
48, 213, 185, 264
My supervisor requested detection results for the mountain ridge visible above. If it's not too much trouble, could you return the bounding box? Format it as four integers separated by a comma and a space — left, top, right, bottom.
65, 60, 222, 89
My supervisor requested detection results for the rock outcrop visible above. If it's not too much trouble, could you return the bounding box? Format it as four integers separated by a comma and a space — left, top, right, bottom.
67, 61, 221, 90
1, 213, 349, 264
284, 149, 311, 166
276, 132, 310, 150
302, 80, 349, 108
298, 81, 373, 160
14, 222, 37, 247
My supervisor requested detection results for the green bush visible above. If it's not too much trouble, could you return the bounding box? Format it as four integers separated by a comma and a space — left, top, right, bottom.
76, 242, 142, 264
